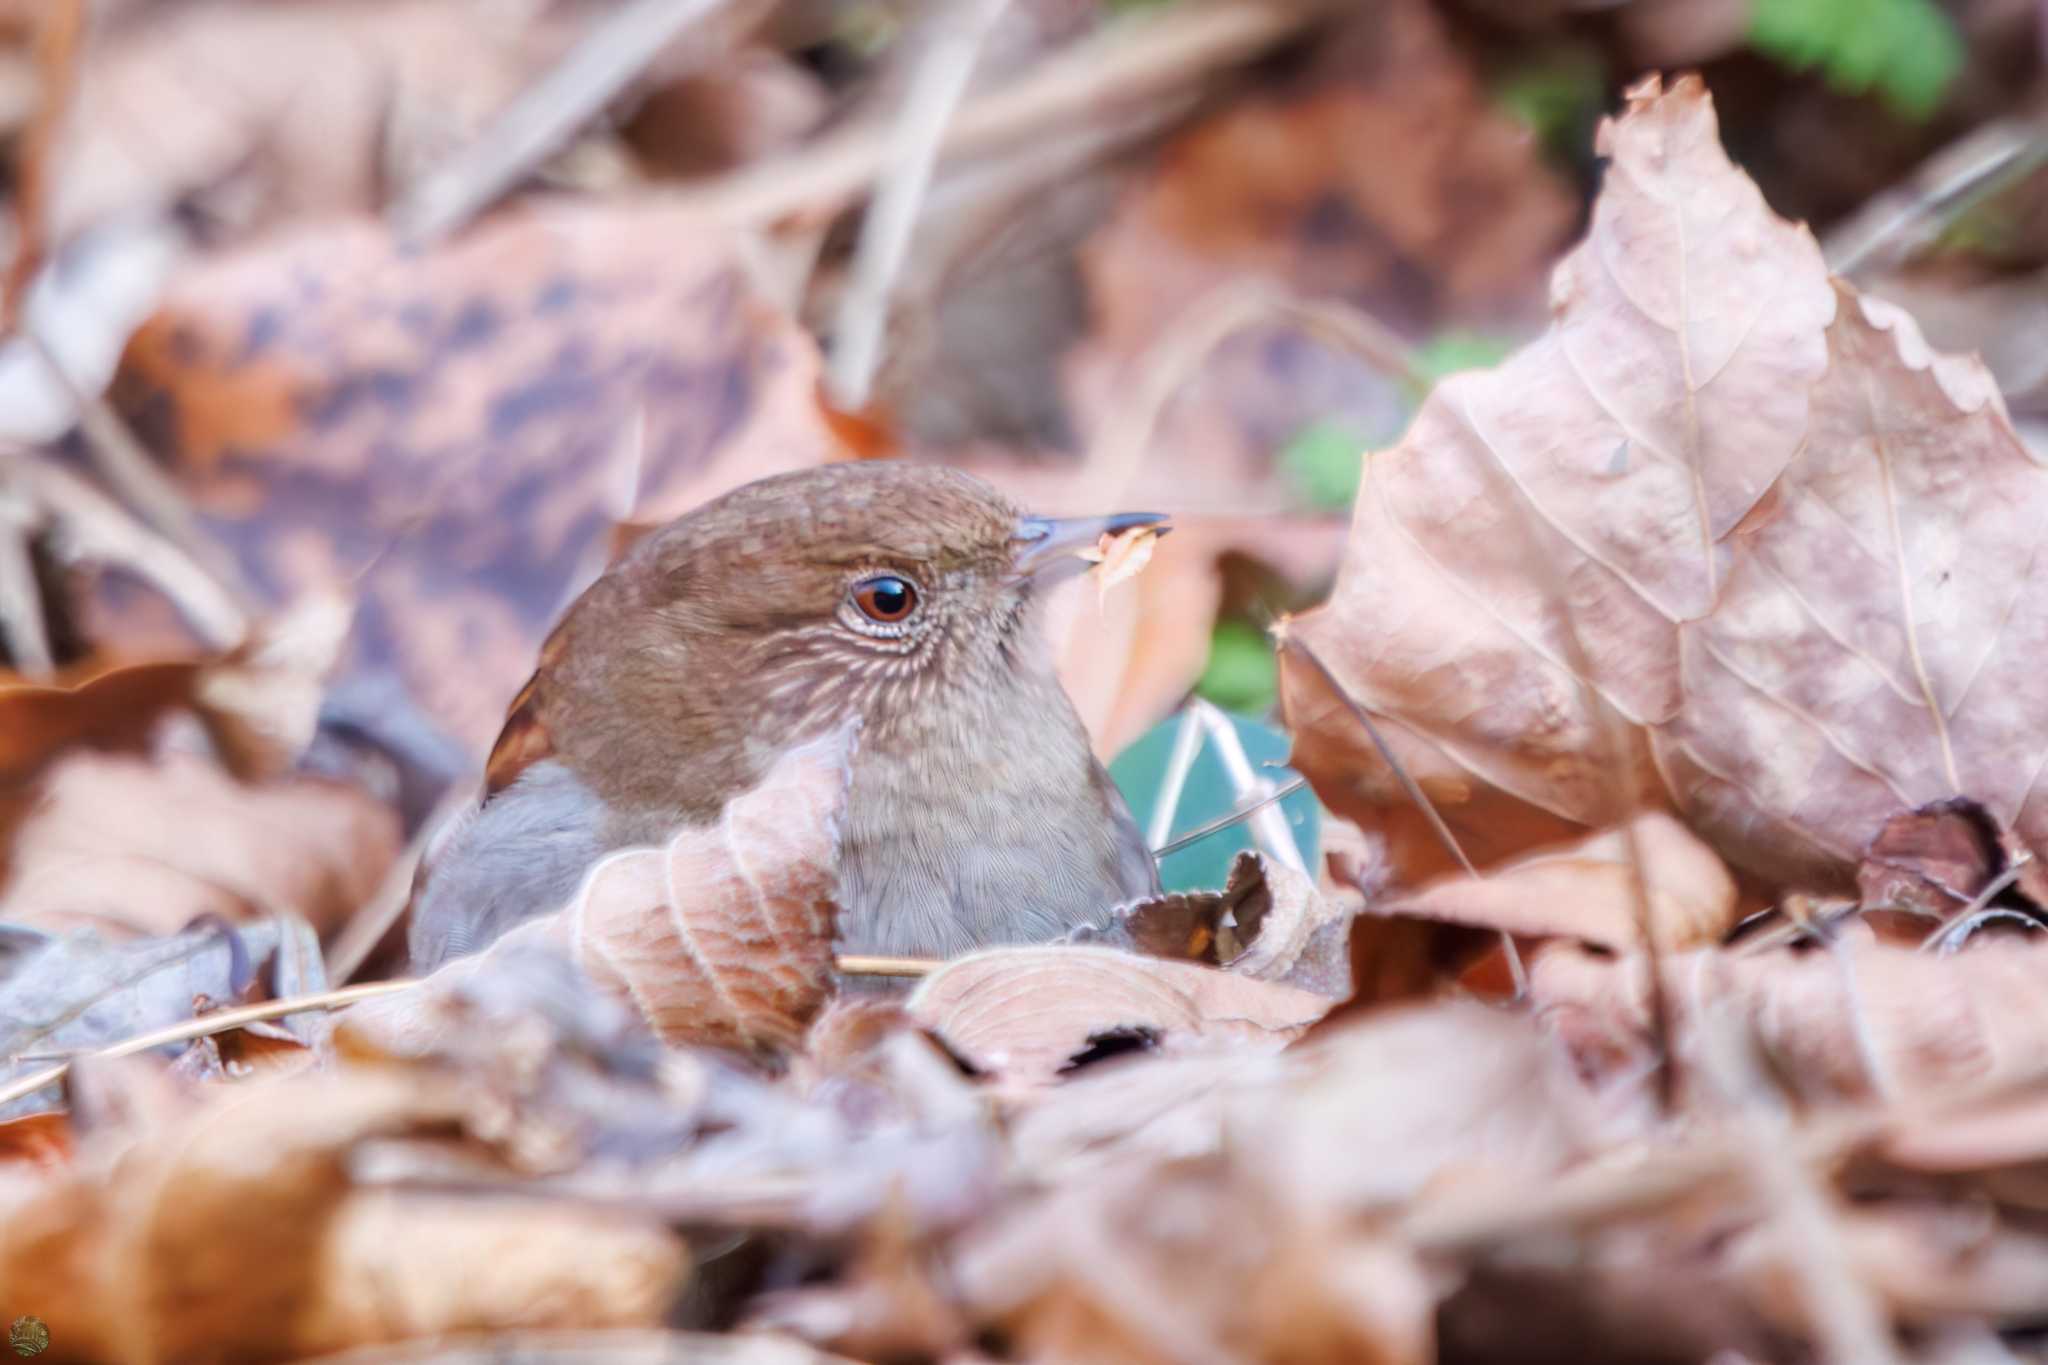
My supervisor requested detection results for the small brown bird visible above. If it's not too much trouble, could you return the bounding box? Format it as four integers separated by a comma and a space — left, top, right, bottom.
408, 461, 1164, 972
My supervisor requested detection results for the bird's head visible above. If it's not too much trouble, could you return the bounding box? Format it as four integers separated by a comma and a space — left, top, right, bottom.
614, 462, 1163, 734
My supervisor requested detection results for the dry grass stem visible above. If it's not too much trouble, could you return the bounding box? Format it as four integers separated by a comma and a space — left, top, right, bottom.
1277, 629, 1530, 999
1825, 111, 2048, 276
0, 481, 51, 675
390, 0, 738, 244
835, 954, 940, 978
825, 0, 1010, 410
5, 450, 247, 647
0, 979, 420, 1110
664, 0, 1318, 227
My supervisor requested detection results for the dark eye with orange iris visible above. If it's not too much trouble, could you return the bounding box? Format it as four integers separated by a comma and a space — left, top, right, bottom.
853, 575, 917, 623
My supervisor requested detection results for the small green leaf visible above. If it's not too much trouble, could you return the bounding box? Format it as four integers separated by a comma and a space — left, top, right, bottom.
1412, 330, 1514, 385
1279, 417, 1369, 511
1748, 0, 1962, 122
1492, 48, 1605, 165
1196, 619, 1278, 714
1109, 710, 1321, 894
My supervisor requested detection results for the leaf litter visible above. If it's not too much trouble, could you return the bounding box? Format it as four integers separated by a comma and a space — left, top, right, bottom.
10, 3, 2048, 1361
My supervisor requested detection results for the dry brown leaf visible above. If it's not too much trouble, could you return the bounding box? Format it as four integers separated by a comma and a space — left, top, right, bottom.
0, 750, 398, 935
0, 1066, 683, 1363
0, 588, 349, 802
1378, 812, 1739, 953
363, 730, 850, 1056
107, 203, 845, 756
1532, 933, 2048, 1107
1241, 1002, 1606, 1215
1283, 75, 2048, 897
906, 944, 1331, 1089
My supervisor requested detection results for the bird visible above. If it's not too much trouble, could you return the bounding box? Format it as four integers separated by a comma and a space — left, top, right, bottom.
407, 460, 1165, 973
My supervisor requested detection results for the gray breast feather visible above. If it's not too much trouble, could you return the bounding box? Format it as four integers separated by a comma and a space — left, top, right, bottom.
408, 761, 613, 973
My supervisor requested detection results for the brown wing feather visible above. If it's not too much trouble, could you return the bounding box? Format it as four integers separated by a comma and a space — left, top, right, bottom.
481, 622, 570, 799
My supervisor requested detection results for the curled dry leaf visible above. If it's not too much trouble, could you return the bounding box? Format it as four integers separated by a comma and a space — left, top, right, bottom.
1282, 74, 2048, 898
366, 730, 851, 1057
0, 750, 398, 936
1531, 933, 2048, 1108
1095, 850, 1355, 997
906, 944, 1331, 1089
1376, 812, 1739, 953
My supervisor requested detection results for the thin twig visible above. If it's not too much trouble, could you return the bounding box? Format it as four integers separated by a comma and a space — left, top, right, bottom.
19, 331, 257, 618
663, 0, 1319, 227
836, 954, 939, 978
0, 482, 51, 675
6, 450, 247, 647
0, 980, 418, 1110
1921, 855, 2035, 954
1277, 631, 1529, 999
1825, 111, 2048, 276
390, 0, 737, 244
1153, 776, 1307, 857
826, 0, 1010, 410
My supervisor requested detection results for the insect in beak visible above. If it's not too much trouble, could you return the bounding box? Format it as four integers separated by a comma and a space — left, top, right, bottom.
1009, 511, 1169, 584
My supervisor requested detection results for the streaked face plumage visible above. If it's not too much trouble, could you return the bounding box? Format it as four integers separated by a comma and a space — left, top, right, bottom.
629, 463, 1040, 734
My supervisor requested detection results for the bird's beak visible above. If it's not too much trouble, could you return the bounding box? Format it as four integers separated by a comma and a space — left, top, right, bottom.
1010, 510, 1170, 584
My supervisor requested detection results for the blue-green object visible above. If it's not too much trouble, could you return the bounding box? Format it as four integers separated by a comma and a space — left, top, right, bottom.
1749, 0, 1962, 122
1109, 710, 1322, 894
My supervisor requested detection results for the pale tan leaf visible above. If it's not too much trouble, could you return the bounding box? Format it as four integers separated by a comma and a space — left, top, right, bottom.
1377, 812, 1739, 951
1283, 73, 2048, 896
906, 944, 1330, 1088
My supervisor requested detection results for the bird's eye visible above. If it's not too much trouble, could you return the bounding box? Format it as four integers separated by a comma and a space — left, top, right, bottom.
852, 574, 918, 623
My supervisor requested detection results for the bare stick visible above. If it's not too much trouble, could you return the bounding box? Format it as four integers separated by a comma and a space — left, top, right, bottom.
1153, 776, 1307, 857
835, 954, 940, 978
664, 0, 1317, 227
7, 451, 247, 647
20, 330, 257, 619
1826, 113, 2048, 276
0, 979, 418, 1110
390, 0, 737, 244
826, 0, 1010, 410
0, 482, 51, 675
